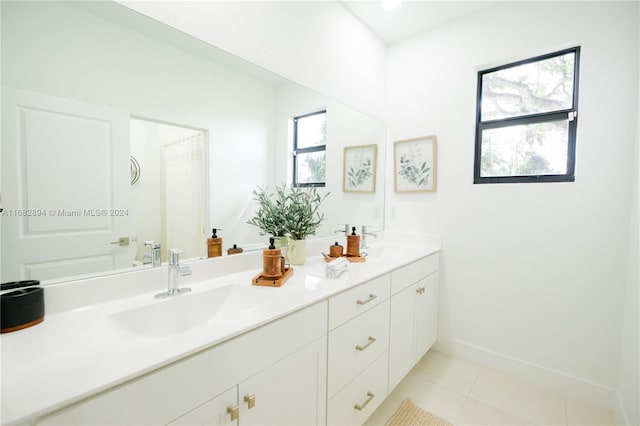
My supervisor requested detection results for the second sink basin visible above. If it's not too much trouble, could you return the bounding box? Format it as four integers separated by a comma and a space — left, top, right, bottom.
111, 284, 268, 339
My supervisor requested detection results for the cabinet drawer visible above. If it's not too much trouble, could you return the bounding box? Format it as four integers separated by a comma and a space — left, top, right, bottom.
329, 274, 390, 330
327, 300, 389, 398
391, 254, 439, 295
327, 352, 388, 426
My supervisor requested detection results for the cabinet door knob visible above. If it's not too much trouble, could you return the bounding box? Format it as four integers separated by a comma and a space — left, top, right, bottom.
354, 391, 375, 411
355, 336, 377, 351
356, 293, 377, 305
227, 404, 239, 421
244, 393, 256, 409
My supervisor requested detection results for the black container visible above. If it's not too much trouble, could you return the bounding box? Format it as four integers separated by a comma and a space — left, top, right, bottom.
1, 280, 44, 333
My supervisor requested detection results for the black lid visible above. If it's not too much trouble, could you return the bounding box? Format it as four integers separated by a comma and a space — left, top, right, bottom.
1, 280, 40, 291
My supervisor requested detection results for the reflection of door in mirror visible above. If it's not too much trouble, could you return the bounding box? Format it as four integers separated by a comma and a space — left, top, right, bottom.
130, 118, 207, 264
1, 87, 131, 282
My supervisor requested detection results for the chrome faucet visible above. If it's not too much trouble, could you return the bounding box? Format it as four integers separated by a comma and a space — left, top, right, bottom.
335, 223, 350, 236
144, 241, 161, 267
360, 225, 378, 250
155, 249, 192, 299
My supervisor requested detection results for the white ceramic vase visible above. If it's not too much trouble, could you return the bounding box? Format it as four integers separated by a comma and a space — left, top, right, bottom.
287, 239, 307, 265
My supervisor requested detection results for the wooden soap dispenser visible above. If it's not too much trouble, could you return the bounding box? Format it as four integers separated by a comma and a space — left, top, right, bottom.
329, 241, 344, 258
207, 228, 223, 258
262, 237, 283, 279
346, 226, 360, 257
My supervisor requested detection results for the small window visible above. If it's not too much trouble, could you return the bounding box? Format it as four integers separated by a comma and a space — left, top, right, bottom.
293, 110, 326, 187
474, 47, 580, 184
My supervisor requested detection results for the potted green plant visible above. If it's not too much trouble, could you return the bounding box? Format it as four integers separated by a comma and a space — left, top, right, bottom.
246, 185, 288, 247
283, 185, 329, 265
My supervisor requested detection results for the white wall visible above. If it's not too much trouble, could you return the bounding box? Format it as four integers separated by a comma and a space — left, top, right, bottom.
615, 49, 640, 425
2, 1, 276, 254
386, 0, 639, 409
119, 1, 388, 121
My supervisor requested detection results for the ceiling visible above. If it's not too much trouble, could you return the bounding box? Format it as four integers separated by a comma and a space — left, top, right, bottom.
341, 1, 499, 44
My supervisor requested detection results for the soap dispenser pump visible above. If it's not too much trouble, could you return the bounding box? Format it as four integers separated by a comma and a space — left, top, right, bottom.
207, 228, 223, 258
346, 226, 360, 257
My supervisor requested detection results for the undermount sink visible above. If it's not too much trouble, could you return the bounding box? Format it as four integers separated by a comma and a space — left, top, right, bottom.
111, 284, 266, 338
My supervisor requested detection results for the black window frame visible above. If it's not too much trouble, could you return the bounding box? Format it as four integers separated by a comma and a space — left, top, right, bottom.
292, 109, 327, 188
474, 46, 581, 184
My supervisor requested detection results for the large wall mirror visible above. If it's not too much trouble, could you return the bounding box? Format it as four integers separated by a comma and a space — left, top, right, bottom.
0, 1, 386, 284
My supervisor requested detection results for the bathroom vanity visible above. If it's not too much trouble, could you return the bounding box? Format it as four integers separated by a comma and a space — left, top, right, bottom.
1, 234, 440, 425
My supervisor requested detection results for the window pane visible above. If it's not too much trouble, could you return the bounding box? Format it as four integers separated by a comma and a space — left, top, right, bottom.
295, 151, 326, 184
296, 113, 326, 149
480, 121, 569, 177
481, 52, 575, 121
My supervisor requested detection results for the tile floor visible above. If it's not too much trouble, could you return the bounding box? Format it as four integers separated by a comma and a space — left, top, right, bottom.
364, 351, 616, 426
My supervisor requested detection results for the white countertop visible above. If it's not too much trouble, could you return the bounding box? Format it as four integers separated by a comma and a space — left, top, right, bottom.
1, 235, 439, 424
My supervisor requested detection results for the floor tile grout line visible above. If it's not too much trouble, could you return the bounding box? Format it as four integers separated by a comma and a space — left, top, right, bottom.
466, 364, 482, 398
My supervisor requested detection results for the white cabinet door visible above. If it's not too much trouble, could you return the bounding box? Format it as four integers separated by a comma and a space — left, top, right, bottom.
415, 273, 438, 359
238, 336, 327, 426
168, 387, 238, 426
389, 271, 438, 391
388, 284, 417, 391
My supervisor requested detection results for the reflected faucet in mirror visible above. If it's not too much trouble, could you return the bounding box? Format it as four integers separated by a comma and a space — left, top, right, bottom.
144, 241, 161, 267
334, 224, 350, 236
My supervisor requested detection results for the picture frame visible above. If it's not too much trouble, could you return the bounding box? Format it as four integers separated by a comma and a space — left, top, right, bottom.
394, 135, 437, 193
343, 144, 377, 193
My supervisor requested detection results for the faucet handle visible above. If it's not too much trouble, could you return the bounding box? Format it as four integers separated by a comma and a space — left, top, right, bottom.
361, 225, 378, 236
145, 240, 160, 249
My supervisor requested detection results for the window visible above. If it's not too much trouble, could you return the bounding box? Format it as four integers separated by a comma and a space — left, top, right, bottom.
474, 47, 580, 183
293, 110, 326, 187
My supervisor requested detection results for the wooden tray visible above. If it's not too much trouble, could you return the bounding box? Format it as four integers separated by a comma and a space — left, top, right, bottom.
252, 267, 294, 287
323, 255, 366, 263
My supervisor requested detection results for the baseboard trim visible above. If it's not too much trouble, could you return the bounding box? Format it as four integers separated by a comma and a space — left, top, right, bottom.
612, 390, 631, 426
433, 336, 616, 412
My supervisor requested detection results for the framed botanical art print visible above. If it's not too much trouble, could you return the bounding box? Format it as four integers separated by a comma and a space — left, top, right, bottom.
343, 144, 377, 193
394, 135, 437, 192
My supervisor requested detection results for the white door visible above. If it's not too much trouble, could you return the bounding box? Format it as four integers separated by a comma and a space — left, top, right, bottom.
1, 87, 130, 282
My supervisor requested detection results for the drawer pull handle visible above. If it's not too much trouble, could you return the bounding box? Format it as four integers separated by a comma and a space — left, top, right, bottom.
355, 336, 376, 351
416, 287, 426, 294
354, 391, 375, 411
356, 293, 377, 305
227, 404, 239, 421
244, 393, 256, 409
